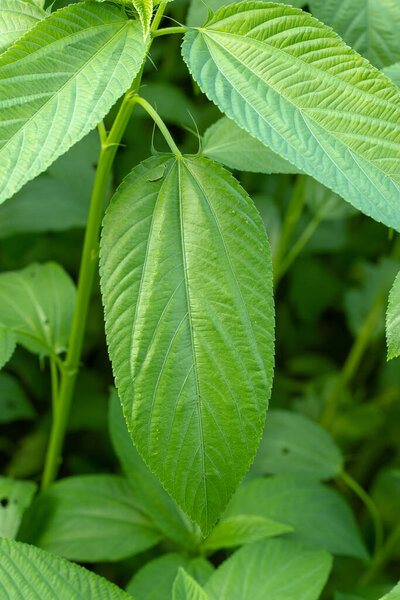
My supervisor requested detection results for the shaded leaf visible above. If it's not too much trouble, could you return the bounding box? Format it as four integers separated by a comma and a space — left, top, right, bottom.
205, 538, 332, 600
0, 2, 147, 202
100, 155, 274, 534
381, 583, 400, 600
0, 262, 76, 356
0, 538, 132, 599
225, 476, 368, 558
0, 0, 45, 54
250, 409, 343, 481
386, 270, 400, 360
201, 514, 292, 552
0, 372, 35, 423
384, 63, 400, 89
182, 2, 400, 231
0, 477, 36, 538
18, 475, 161, 562
202, 116, 299, 174
303, 177, 357, 221
372, 468, 400, 528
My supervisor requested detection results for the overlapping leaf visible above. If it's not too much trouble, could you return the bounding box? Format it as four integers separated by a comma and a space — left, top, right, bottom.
310, 0, 400, 69
0, 538, 132, 599
173, 569, 209, 600
100, 155, 275, 534
0, 2, 147, 203
386, 270, 400, 360
182, 2, 400, 230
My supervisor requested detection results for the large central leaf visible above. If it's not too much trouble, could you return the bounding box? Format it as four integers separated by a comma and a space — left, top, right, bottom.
182, 2, 400, 231
0, 2, 147, 203
100, 155, 275, 534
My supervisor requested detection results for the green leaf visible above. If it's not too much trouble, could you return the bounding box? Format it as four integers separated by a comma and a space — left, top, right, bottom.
0, 477, 36, 538
187, 0, 306, 27
0, 326, 16, 370
0, 262, 76, 357
0, 2, 147, 203
250, 409, 343, 481
0, 131, 99, 239
100, 155, 275, 535
310, 0, 400, 69
202, 116, 299, 175
204, 538, 332, 600
126, 553, 214, 599
384, 63, 400, 89
225, 476, 368, 558
381, 583, 400, 600
132, 0, 153, 37
18, 475, 161, 562
303, 177, 357, 221
0, 0, 45, 54
386, 270, 400, 360
201, 514, 292, 552
0, 372, 35, 423
182, 2, 400, 231
0, 538, 132, 599
372, 468, 400, 527
173, 569, 209, 600
109, 390, 199, 550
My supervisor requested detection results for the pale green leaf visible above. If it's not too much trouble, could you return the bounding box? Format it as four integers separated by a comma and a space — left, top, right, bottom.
203, 116, 300, 175
100, 155, 275, 535
0, 2, 147, 203
386, 270, 400, 359
0, 372, 35, 423
18, 475, 161, 562
384, 63, 400, 89
127, 553, 214, 599
186, 0, 306, 27
109, 390, 199, 550
0, 0, 45, 54
381, 584, 400, 600
205, 538, 332, 600
182, 2, 400, 231
0, 538, 132, 599
310, 0, 400, 69
201, 514, 292, 552
132, 0, 153, 36
0, 477, 36, 538
0, 326, 16, 370
0, 262, 76, 357
0, 131, 99, 239
250, 409, 343, 481
173, 569, 209, 600
225, 476, 368, 558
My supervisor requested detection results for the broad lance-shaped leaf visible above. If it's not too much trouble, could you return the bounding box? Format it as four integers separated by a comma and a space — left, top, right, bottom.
182, 2, 400, 231
0, 0, 45, 54
202, 116, 300, 175
100, 155, 275, 535
173, 569, 209, 600
0, 2, 147, 203
310, 0, 400, 69
386, 270, 400, 360
0, 538, 132, 599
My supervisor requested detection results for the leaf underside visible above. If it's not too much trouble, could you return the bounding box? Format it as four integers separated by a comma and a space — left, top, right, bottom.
100, 155, 275, 534
182, 2, 400, 231
0, 0, 45, 54
0, 2, 146, 203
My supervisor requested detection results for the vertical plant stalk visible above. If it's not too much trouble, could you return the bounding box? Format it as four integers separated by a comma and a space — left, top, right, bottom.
41, 5, 171, 488
359, 522, 400, 586
340, 469, 383, 556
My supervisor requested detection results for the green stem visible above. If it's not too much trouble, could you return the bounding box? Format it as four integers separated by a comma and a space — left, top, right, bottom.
132, 95, 182, 156
320, 293, 383, 428
341, 470, 384, 556
41, 69, 148, 490
49, 356, 59, 412
152, 26, 187, 37
359, 522, 400, 586
151, 1, 168, 32
273, 175, 306, 286
275, 212, 321, 284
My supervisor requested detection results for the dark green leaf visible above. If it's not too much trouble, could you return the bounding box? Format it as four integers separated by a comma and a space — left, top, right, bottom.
0, 477, 36, 538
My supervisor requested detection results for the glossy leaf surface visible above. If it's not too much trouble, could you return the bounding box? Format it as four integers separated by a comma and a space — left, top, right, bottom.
0, 2, 146, 202
182, 2, 400, 230
101, 155, 274, 534
0, 538, 132, 599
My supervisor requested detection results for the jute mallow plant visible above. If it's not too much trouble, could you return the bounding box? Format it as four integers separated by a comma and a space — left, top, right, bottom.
0, 0, 399, 598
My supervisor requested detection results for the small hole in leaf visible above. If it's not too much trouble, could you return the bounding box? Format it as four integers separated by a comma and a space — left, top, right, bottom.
281, 447, 290, 455
0, 498, 9, 508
